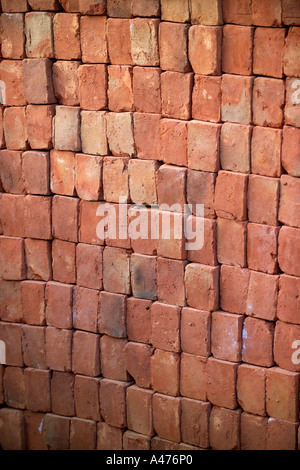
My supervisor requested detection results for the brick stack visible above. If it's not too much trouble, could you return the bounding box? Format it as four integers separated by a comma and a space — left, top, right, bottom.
0, 0, 299, 451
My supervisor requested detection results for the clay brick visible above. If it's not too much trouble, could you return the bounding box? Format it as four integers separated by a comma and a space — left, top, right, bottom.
107, 0, 133, 17
52, 239, 76, 284
0, 366, 3, 404
26, 107, 55, 150
266, 367, 299, 422
161, 0, 189, 22
130, 254, 156, 301
52, 196, 78, 243
0, 60, 26, 106
25, 12, 54, 58
247, 223, 279, 274
185, 263, 219, 312
45, 281, 73, 329
24, 368, 51, 412
123, 431, 150, 451
207, 357, 238, 409
190, 0, 223, 25
157, 258, 186, 307
79, 0, 106, 14
159, 22, 190, 73
133, 68, 161, 114
217, 218, 247, 267
253, 28, 285, 78
284, 78, 300, 128
279, 175, 300, 228
44, 325, 69, 373
282, 0, 300, 25
24, 411, 47, 450
214, 171, 248, 220
180, 353, 207, 401
128, 159, 158, 205
246, 271, 278, 321
0, 280, 23, 323
102, 158, 129, 206
24, 239, 52, 281
100, 379, 131, 428
0, 408, 25, 450
1, 13, 25, 59
1, 0, 29, 12
251, 126, 282, 177
222, 25, 253, 75
0, 236, 25, 280
126, 385, 154, 437
103, 247, 130, 295
220, 265, 250, 314
156, 213, 185, 260
277, 274, 300, 325
3, 366, 26, 409
132, 0, 160, 17
157, 164, 186, 212
161, 71, 192, 120
248, 175, 279, 226
211, 311, 243, 362
187, 169, 216, 219
107, 18, 132, 65
152, 394, 181, 443
125, 342, 153, 388
0, 322, 23, 365
21, 325, 47, 369
253, 77, 285, 128
267, 417, 298, 450
130, 18, 159, 67
24, 195, 52, 240
70, 418, 96, 450
81, 111, 108, 156
151, 349, 180, 396
0, 194, 25, 238
181, 307, 210, 357
0, 150, 24, 194
80, 15, 107, 64
101, 336, 130, 382
251, 0, 282, 26
0, 110, 5, 149
151, 437, 180, 450
188, 121, 221, 172
74, 375, 101, 421
51, 372, 75, 417
242, 317, 274, 368
133, 114, 159, 162
52, 61, 80, 106
79, 200, 105, 245
107, 112, 135, 157
53, 13, 80, 60
210, 406, 241, 450
73, 287, 98, 333
29, 0, 60, 9
53, 106, 81, 152
151, 302, 180, 353
44, 413, 70, 450
126, 297, 152, 344
108, 65, 133, 113
241, 413, 268, 450
284, 27, 300, 77
192, 75, 221, 123
72, 330, 100, 377
221, 74, 253, 124
160, 118, 187, 167
98, 292, 126, 338
129, 205, 157, 256
22, 280, 46, 326
282, 126, 300, 177
75, 154, 103, 201
237, 364, 266, 416
181, 398, 210, 449
222, 0, 252, 25
278, 226, 300, 277
189, 25, 221, 75
97, 422, 124, 450
3, 107, 28, 151
274, 320, 300, 372
76, 243, 103, 290
220, 122, 251, 173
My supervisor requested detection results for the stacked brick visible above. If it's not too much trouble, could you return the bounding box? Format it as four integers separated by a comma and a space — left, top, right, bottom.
0, 0, 299, 451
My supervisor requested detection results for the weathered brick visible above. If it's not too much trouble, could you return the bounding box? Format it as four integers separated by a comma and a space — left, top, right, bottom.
253, 77, 285, 128
73, 286, 98, 333
159, 22, 190, 73
25, 12, 54, 58
251, 0, 282, 26
220, 123, 251, 173
130, 18, 159, 67
192, 75, 221, 123
251, 126, 282, 177
160, 118, 188, 167
247, 223, 279, 274
53, 13, 81, 60
222, 25, 253, 75
1, 13, 25, 60
278, 226, 300, 277
189, 25, 222, 75
237, 364, 266, 416
75, 154, 103, 201
278, 175, 300, 228
53, 106, 81, 152
246, 271, 278, 321
24, 239, 52, 281
80, 15, 108, 64
107, 18, 132, 65
161, 71, 193, 120
21, 280, 46, 326
209, 406, 241, 450
52, 61, 80, 106
190, 0, 223, 25
151, 302, 180, 353
253, 27, 285, 78
21, 325, 47, 369
0, 236, 25, 281
181, 397, 210, 449
242, 317, 275, 367
221, 74, 253, 124
125, 342, 153, 389
277, 274, 300, 325
81, 111, 108, 156
207, 357, 238, 409
26, 107, 55, 150
282, 126, 300, 176
0, 60, 26, 106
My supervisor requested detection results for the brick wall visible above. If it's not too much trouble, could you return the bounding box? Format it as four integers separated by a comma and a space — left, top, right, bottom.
0, 0, 299, 451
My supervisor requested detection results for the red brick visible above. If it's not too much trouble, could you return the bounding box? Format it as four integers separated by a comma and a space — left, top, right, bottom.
160, 118, 188, 167
192, 75, 221, 123
53, 13, 80, 60
52, 239, 76, 284
222, 0, 252, 25
151, 436, 180, 450
251, 126, 282, 177
242, 317, 274, 368
77, 64, 108, 112
253, 28, 285, 79
123, 431, 150, 451
70, 418, 96, 451
181, 398, 210, 449
159, 22, 190, 73
286, 78, 300, 127
79, 200, 105, 245
241, 413, 268, 450
0, 110, 5, 150
181, 307, 210, 357
53, 106, 81, 152
1, 0, 29, 12
45, 326, 72, 372
161, 71, 192, 120
247, 223, 279, 274
0, 322, 23, 366
151, 349, 180, 396
0, 366, 3, 404
3, 367, 26, 409
282, 0, 300, 25
0, 281, 22, 323
0, 236, 25, 280
134, 113, 160, 161
24, 411, 47, 450
251, 0, 282, 26
80, 15, 107, 63
190, 0, 223, 25
97, 422, 124, 450
125, 341, 153, 388
279, 175, 300, 228
185, 263, 219, 312
107, 18, 132, 65
24, 239, 52, 281
278, 226, 300, 277
73, 287, 98, 333
26, 107, 54, 150
222, 25, 253, 75
220, 123, 252, 173
188, 121, 221, 172
100, 379, 131, 428
107, 112, 134, 157
24, 195, 51, 240
274, 320, 300, 372
72, 330, 100, 377
22, 281, 46, 326
277, 274, 300, 325
284, 27, 300, 77
187, 170, 216, 219
151, 302, 180, 353
133, 68, 161, 114
45, 281, 72, 329
75, 154, 103, 201
101, 336, 129, 382
0, 408, 25, 450
153, 393, 181, 443
0, 150, 24, 194
126, 297, 152, 344
52, 61, 80, 106
157, 258, 186, 307
180, 353, 207, 401
246, 271, 278, 321
207, 357, 238, 409
107, 0, 133, 17
132, 0, 160, 17
211, 311, 243, 362
157, 164, 186, 211
160, 0, 189, 22
1, 13, 25, 59
282, 126, 300, 177
25, 12, 54, 58
108, 65, 133, 113
214, 171, 248, 220
266, 367, 299, 422
129, 206, 157, 256
220, 265, 250, 314
237, 364, 266, 416
221, 74, 253, 124
28, 0, 60, 9
50, 150, 76, 196
267, 417, 297, 450
156, 210, 186, 260
76, 243, 103, 290
217, 218, 247, 267
248, 175, 279, 225
126, 385, 154, 437
103, 247, 130, 295
44, 413, 70, 450
52, 196, 78, 242
189, 25, 221, 75
51, 372, 75, 417
0, 60, 26, 106
3, 107, 27, 151
24, 368, 51, 412
130, 18, 159, 67
22, 59, 56, 104
128, 159, 158, 205
79, 0, 106, 14
21, 325, 46, 369
253, 77, 285, 128
102, 157, 129, 203
209, 406, 241, 450
129, 254, 156, 301
74, 375, 101, 421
